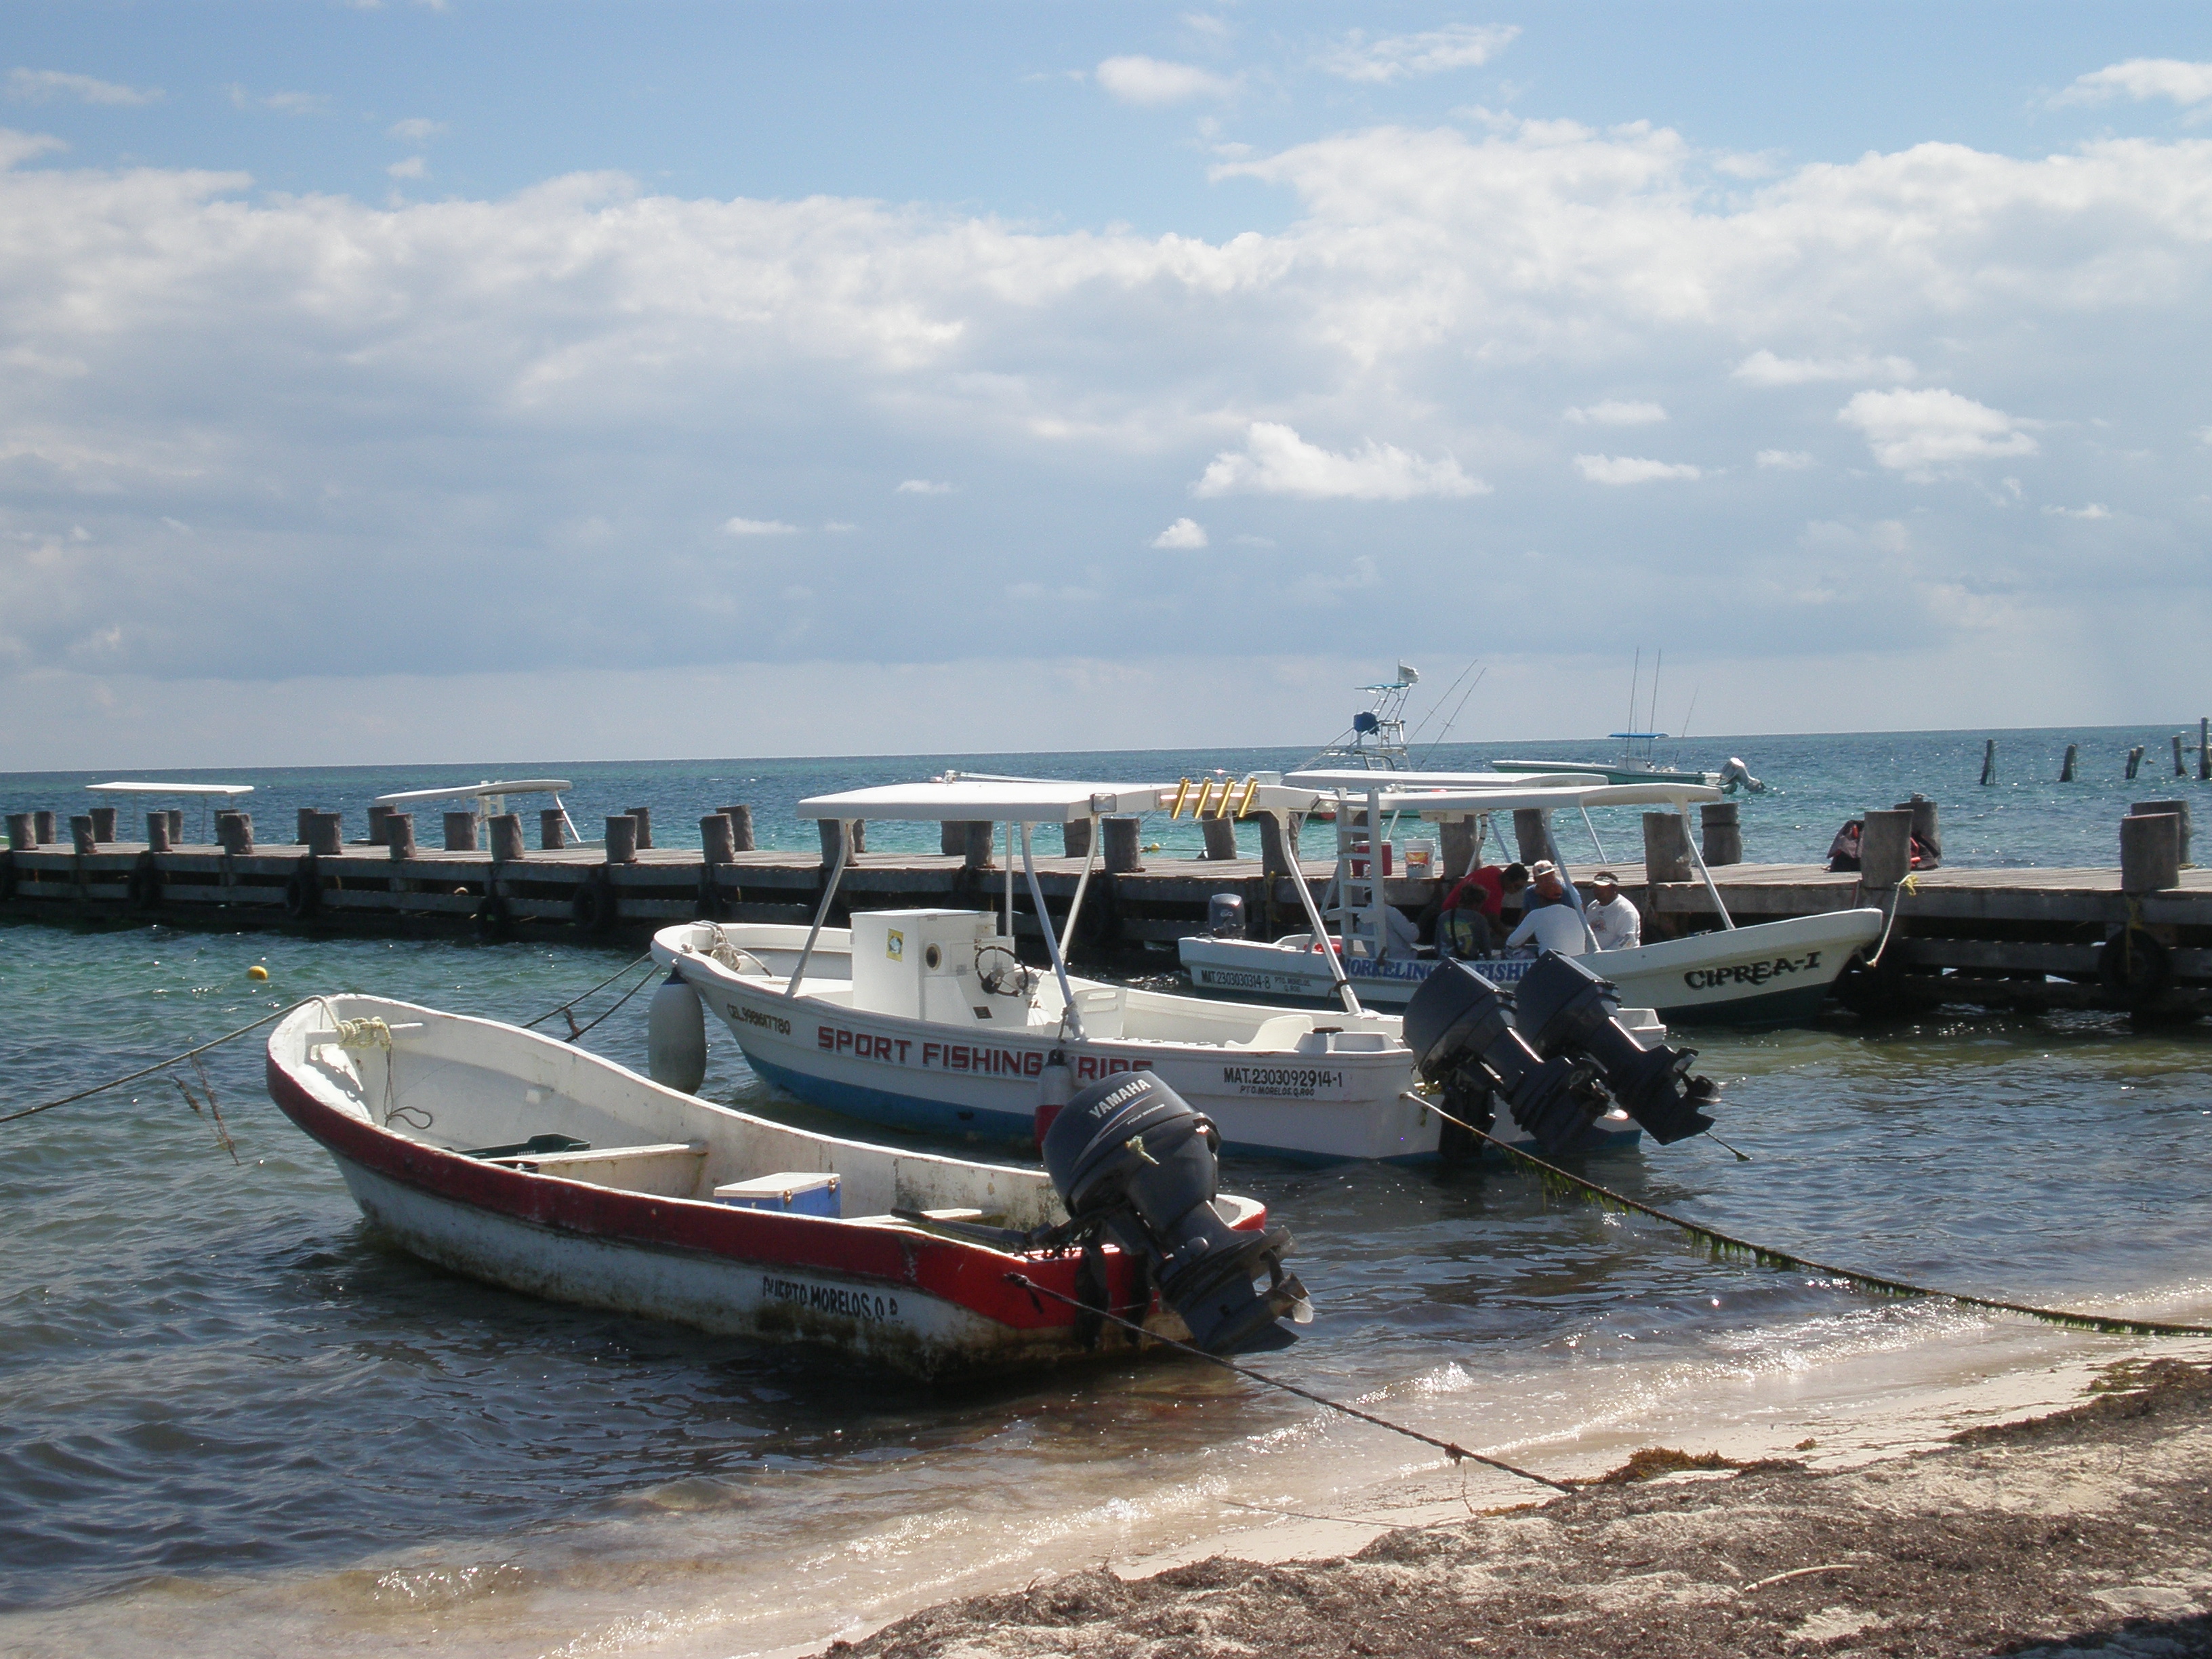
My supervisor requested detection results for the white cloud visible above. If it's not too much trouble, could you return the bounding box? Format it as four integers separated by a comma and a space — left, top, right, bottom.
1149, 516, 1208, 548
1194, 423, 1488, 500
2042, 502, 2111, 519
1094, 56, 1235, 106
895, 478, 954, 494
1837, 388, 2038, 473
388, 117, 446, 142
5, 69, 161, 106
1755, 449, 1814, 469
387, 156, 426, 180
2055, 59, 2212, 109
0, 129, 66, 167
1734, 350, 1915, 386
1319, 24, 1519, 85
1574, 454, 1702, 485
263, 91, 329, 116
1565, 398, 1665, 425
723, 516, 800, 535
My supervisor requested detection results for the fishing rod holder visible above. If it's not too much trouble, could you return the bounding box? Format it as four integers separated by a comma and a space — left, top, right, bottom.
1403, 962, 1610, 1156
1514, 954, 1718, 1144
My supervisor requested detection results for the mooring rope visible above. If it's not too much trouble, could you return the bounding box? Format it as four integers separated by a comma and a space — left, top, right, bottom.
1003, 1271, 1572, 1492
560, 960, 661, 1042
1407, 1091, 2212, 1339
0, 1002, 309, 1126
520, 951, 655, 1029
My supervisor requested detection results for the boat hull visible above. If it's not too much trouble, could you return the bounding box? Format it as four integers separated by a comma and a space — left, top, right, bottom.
1490, 758, 1719, 787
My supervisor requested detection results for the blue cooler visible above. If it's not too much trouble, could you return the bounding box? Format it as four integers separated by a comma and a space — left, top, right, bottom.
712, 1172, 841, 1218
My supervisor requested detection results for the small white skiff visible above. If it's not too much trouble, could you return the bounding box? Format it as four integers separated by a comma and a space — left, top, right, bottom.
266, 995, 1294, 1378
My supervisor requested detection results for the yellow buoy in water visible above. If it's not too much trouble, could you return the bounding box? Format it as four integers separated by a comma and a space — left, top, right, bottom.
247, 965, 269, 981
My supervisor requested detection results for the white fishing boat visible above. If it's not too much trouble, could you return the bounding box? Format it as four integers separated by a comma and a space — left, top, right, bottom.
267, 994, 1309, 1378
372, 778, 590, 844
1179, 774, 1883, 1027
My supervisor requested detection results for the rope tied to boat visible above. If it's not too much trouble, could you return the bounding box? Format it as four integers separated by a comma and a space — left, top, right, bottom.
328, 1015, 393, 1050
1002, 1271, 1572, 1493
1406, 1090, 2212, 1339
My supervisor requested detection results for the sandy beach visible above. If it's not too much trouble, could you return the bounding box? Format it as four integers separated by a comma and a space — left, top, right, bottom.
829, 1355, 2212, 1659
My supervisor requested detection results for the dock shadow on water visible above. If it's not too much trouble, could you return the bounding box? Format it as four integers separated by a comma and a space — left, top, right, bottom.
5, 916, 2212, 1655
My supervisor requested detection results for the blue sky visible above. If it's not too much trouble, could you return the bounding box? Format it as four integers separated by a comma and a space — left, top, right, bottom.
3, 3, 2211, 766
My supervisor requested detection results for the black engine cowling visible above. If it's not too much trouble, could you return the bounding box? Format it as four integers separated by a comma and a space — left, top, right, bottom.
1042, 1072, 1309, 1353
1402, 961, 1610, 1155
1514, 954, 1717, 1144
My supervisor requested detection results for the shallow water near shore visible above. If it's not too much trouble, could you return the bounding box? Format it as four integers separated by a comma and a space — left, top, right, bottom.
4, 731, 2212, 1654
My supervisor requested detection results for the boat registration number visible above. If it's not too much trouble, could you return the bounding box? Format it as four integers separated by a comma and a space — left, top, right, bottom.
760, 1274, 901, 1323
1219, 1065, 1347, 1099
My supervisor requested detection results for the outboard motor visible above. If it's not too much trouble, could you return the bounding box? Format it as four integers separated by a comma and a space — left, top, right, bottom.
1515, 953, 1719, 1144
1207, 893, 1245, 937
1042, 1072, 1308, 1353
1402, 961, 1611, 1156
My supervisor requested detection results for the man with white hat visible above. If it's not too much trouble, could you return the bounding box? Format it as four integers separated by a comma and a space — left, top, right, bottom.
1504, 859, 1594, 956
1584, 870, 1641, 951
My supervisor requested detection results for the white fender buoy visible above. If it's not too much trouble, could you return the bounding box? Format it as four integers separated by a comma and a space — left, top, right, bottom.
647, 970, 708, 1093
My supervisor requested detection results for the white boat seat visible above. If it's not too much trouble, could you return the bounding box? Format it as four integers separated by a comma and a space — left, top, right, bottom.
1240, 1012, 1315, 1050
485, 1141, 709, 1198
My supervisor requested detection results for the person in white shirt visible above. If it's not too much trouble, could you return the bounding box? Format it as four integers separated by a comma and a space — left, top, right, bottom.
1504, 860, 1594, 956
1584, 870, 1642, 951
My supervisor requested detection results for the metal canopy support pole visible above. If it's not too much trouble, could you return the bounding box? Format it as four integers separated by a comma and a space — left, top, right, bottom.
1580, 805, 1608, 864
1003, 823, 1015, 939
1677, 797, 1736, 930
1058, 826, 1100, 960
556, 793, 584, 847
1279, 809, 1364, 1017
1366, 785, 1389, 962
1021, 823, 1086, 1042
786, 821, 850, 996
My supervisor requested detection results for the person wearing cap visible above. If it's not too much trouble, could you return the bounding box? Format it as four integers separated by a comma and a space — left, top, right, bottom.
1585, 870, 1641, 951
1442, 861, 1528, 926
1504, 859, 1595, 956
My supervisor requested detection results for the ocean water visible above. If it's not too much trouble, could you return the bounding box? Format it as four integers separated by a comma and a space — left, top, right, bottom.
2, 729, 2209, 1656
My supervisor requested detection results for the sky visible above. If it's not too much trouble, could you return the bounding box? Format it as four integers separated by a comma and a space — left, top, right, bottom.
3, 1, 2211, 768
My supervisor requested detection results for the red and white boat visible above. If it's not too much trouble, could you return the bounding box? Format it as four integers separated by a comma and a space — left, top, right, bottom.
266, 996, 1304, 1379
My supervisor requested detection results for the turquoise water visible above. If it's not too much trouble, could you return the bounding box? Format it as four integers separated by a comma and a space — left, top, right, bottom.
2, 729, 2210, 1654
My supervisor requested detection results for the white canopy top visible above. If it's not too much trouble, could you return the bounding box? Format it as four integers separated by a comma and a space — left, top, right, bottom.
1285, 767, 1605, 792
87, 781, 254, 797
372, 779, 575, 808
1374, 780, 1721, 815
796, 779, 1167, 823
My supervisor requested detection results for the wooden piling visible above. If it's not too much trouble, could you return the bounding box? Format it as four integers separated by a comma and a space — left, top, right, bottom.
165, 809, 182, 846
384, 814, 415, 859
444, 811, 479, 853
2176, 734, 2189, 778
1258, 813, 1300, 877
217, 813, 254, 856
720, 805, 754, 852
1641, 813, 1692, 883
605, 815, 639, 864
146, 813, 171, 853
7, 813, 33, 852
1063, 818, 1093, 859
960, 822, 995, 870
2132, 799, 2194, 868
1980, 739, 1996, 786
1103, 816, 1144, 873
1513, 808, 1549, 864
2121, 812, 2182, 895
1699, 801, 1742, 866
1202, 817, 1237, 859
308, 813, 344, 857
296, 807, 319, 846
89, 806, 116, 843
701, 814, 736, 865
367, 804, 393, 847
1893, 794, 1942, 866
940, 821, 965, 855
540, 808, 567, 851
2201, 716, 2210, 781
2060, 743, 2078, 783
1859, 809, 1914, 888
2127, 745, 2146, 781
33, 811, 54, 844
488, 813, 525, 862
70, 815, 96, 856
817, 819, 845, 864
1439, 816, 1476, 879
624, 806, 653, 851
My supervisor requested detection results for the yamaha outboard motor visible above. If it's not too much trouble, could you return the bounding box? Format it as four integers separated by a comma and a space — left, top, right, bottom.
1042, 1072, 1309, 1353
1403, 961, 1611, 1156
1515, 953, 1718, 1144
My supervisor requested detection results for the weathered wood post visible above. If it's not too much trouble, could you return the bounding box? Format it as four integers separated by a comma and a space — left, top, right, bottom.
701, 814, 736, 864
165, 809, 183, 846
1103, 816, 1143, 873
2175, 734, 2189, 778
1439, 815, 1476, 878
384, 814, 415, 859
33, 811, 54, 844
308, 812, 345, 857
443, 811, 479, 852
2201, 716, 2210, 781
5, 813, 30, 852
2127, 745, 2146, 781
217, 812, 254, 856
1062, 818, 1093, 859
1893, 794, 1942, 866
295, 807, 319, 846
816, 819, 845, 864
89, 806, 116, 843
1202, 817, 1237, 859
719, 804, 754, 852
1699, 802, 1742, 866
1980, 739, 1996, 786
1641, 813, 1692, 882
1513, 808, 1549, 864
488, 813, 525, 862
961, 822, 996, 869
539, 808, 567, 851
145, 813, 171, 853
1258, 812, 1300, 876
367, 804, 392, 846
70, 815, 96, 855
624, 806, 653, 850
2131, 799, 2194, 868
2121, 812, 2182, 895
940, 821, 966, 855
604, 815, 639, 864
1859, 808, 1914, 888
2060, 743, 2078, 783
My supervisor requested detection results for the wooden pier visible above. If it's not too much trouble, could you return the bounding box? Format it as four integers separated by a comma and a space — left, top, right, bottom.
4, 831, 2211, 1019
